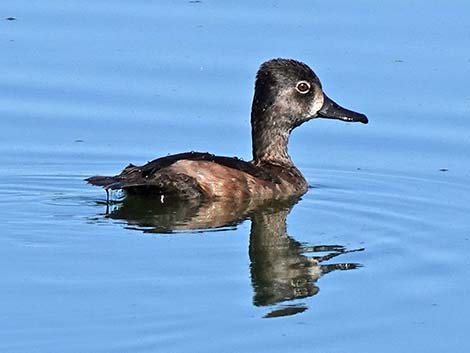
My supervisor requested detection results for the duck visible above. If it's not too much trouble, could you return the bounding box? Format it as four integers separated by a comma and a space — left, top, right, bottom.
86, 58, 368, 201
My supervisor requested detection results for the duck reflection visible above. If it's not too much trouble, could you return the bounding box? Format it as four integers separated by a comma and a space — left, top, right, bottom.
104, 194, 363, 317
248, 206, 363, 318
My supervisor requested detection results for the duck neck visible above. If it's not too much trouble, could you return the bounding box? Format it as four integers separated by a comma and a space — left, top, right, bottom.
251, 110, 293, 166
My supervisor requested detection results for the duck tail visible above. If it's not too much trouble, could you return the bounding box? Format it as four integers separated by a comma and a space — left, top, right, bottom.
85, 175, 122, 190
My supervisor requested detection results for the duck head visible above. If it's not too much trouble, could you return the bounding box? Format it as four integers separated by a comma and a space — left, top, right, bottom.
251, 58, 368, 164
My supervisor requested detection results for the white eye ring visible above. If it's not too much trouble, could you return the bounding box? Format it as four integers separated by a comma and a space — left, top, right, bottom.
295, 81, 311, 94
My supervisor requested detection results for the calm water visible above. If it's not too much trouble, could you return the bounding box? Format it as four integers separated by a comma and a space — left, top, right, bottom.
1, 1, 470, 352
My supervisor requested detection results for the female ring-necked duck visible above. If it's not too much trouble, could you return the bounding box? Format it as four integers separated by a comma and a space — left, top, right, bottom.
87, 58, 367, 200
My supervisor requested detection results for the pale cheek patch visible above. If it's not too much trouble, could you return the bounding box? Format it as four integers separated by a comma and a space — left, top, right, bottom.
309, 91, 324, 116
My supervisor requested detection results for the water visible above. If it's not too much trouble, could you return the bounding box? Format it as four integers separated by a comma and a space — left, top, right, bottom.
1, 0, 470, 352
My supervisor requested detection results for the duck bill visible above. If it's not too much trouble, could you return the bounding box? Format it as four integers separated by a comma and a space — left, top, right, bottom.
318, 94, 368, 124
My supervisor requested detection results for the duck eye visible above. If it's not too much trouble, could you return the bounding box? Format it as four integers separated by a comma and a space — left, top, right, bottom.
295, 81, 311, 94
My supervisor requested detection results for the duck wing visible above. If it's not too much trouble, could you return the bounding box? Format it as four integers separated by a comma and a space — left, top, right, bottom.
86, 152, 278, 199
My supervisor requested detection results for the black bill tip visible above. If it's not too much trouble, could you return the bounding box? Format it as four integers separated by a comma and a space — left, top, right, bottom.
350, 112, 368, 124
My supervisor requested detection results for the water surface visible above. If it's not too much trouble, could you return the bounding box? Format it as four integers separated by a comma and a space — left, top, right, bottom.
1, 1, 470, 352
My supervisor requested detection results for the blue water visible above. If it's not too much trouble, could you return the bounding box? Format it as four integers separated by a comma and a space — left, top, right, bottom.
1, 1, 470, 352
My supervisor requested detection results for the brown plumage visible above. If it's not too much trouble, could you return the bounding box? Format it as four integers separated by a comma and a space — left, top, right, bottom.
86, 59, 368, 200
